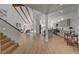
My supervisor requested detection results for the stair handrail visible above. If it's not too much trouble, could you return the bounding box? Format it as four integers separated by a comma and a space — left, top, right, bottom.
0, 17, 22, 33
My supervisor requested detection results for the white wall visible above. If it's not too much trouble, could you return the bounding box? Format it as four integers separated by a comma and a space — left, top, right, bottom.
0, 18, 21, 42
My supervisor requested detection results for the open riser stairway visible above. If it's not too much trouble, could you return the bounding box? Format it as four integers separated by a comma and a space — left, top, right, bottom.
0, 33, 19, 54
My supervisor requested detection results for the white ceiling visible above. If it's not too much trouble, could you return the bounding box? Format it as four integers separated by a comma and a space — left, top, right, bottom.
25, 4, 77, 14
25, 4, 78, 24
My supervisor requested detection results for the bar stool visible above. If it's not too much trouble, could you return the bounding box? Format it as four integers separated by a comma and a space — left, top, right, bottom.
67, 33, 72, 45
64, 32, 69, 41
71, 34, 78, 48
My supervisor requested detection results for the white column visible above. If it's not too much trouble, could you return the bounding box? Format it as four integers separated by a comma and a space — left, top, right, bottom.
30, 8, 35, 38
31, 9, 36, 37
36, 14, 40, 34
33, 13, 36, 37
45, 14, 48, 42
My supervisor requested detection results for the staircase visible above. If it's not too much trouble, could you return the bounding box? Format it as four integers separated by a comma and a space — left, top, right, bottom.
0, 33, 19, 54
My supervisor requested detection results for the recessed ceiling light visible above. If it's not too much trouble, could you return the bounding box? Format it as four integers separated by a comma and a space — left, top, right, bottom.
2, 28, 6, 31
61, 18, 64, 21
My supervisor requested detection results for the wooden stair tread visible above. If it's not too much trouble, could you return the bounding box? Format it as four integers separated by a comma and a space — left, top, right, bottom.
0, 38, 11, 45
0, 32, 19, 54
2, 43, 19, 54
1, 41, 14, 51
0, 35, 7, 40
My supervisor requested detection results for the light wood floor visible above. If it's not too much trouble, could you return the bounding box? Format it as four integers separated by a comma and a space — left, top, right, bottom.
12, 33, 79, 54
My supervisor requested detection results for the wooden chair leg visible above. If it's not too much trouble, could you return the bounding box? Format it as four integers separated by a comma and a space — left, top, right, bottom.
77, 36, 78, 48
